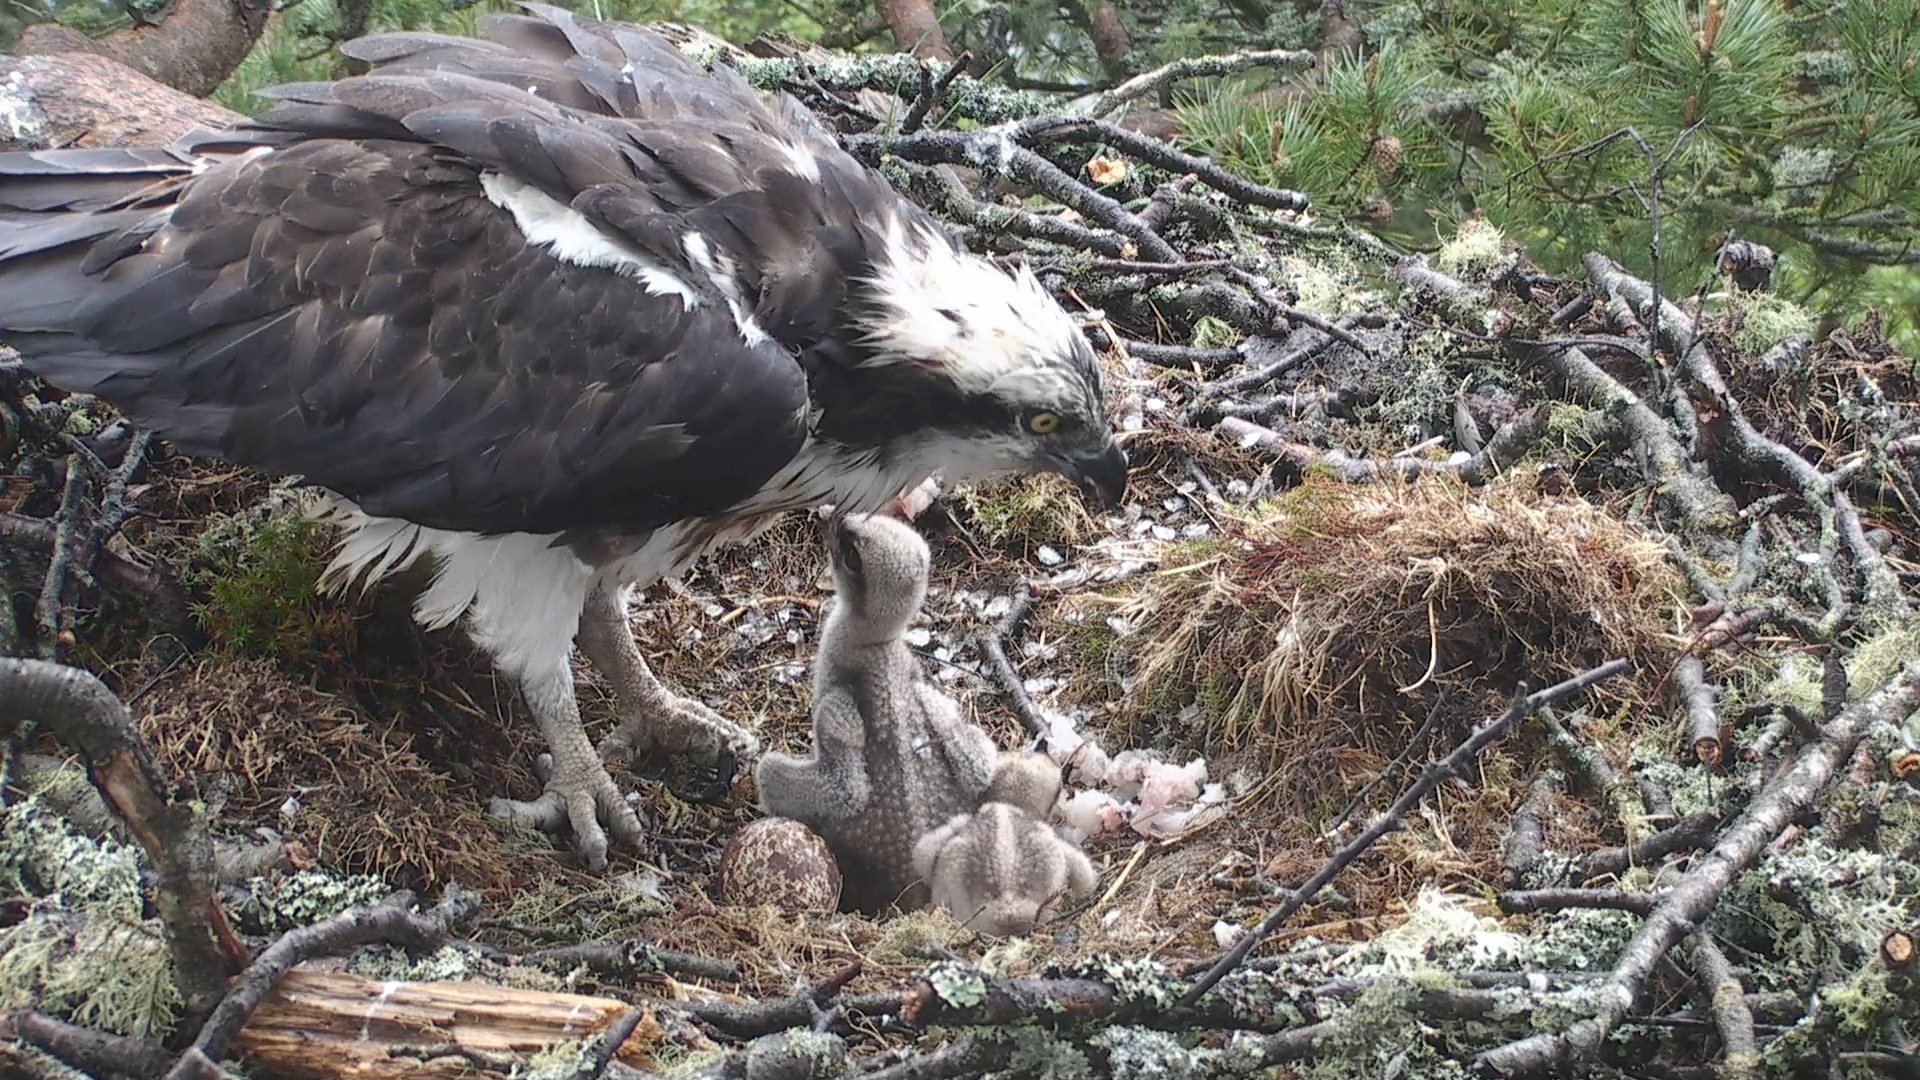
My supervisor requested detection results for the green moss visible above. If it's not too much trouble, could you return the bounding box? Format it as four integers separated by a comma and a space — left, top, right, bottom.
955, 473, 1093, 548
1190, 316, 1242, 350
188, 494, 351, 658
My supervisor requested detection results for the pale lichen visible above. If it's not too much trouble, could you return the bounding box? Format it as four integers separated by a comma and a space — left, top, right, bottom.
1433, 217, 1509, 281
991, 1028, 1093, 1080
0, 799, 179, 1038
925, 960, 990, 1009
721, 54, 1052, 123
1, 797, 142, 915
742, 1029, 847, 1080
1343, 891, 1523, 973
1056, 955, 1183, 1010
1725, 290, 1817, 355
232, 868, 390, 934
1, 70, 43, 145
513, 1037, 592, 1080
1091, 1026, 1213, 1080
1518, 907, 1638, 972
351, 943, 476, 982
1275, 251, 1384, 316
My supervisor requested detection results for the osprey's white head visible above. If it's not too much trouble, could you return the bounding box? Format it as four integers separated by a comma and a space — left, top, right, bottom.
838, 216, 1126, 508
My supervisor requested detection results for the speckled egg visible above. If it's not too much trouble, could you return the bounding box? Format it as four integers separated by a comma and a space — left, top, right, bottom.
717, 817, 842, 914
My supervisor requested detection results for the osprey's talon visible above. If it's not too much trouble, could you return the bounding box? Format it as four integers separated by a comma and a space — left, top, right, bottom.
488, 752, 646, 870
597, 695, 761, 771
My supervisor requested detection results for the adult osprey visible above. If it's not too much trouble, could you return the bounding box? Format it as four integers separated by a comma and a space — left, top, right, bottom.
0, 4, 1126, 868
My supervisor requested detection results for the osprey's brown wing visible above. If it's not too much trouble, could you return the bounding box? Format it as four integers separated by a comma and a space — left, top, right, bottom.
0, 134, 809, 537
0, 8, 938, 536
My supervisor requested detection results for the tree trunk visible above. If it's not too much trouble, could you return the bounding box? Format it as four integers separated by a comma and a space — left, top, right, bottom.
0, 53, 244, 152
15, 0, 273, 96
1074, 0, 1135, 80
871, 0, 953, 61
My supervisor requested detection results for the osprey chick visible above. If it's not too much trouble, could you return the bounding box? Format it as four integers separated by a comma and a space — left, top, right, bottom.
757, 511, 1000, 913
0, 4, 1126, 868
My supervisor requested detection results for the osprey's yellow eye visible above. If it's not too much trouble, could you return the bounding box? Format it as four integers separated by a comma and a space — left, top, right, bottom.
1027, 411, 1062, 434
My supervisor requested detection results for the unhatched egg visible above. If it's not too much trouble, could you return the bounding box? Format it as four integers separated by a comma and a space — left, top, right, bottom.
717, 817, 842, 914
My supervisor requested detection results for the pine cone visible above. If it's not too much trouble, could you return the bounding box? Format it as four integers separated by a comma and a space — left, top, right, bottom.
1370, 135, 1405, 175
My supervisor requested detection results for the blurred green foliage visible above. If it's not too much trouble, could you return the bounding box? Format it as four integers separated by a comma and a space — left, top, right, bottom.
1175, 0, 1920, 345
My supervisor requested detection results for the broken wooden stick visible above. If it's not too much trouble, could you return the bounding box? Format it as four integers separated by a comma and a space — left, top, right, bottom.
231, 970, 666, 1080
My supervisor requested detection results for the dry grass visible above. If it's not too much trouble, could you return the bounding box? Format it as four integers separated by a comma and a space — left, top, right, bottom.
136, 655, 556, 896
1073, 472, 1684, 820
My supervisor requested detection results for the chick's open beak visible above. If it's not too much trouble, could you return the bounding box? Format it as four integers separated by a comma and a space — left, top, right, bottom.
1062, 439, 1129, 510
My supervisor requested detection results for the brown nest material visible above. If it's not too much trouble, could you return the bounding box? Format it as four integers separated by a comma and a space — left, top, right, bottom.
1089, 472, 1685, 816
135, 656, 560, 897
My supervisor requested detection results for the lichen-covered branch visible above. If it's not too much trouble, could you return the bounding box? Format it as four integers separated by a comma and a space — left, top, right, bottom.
0, 658, 235, 1032
1076, 48, 1314, 119
166, 888, 481, 1080
1479, 661, 1920, 1075
523, 938, 740, 983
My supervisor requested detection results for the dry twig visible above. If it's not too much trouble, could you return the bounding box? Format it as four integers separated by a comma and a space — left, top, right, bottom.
1182, 658, 1632, 1005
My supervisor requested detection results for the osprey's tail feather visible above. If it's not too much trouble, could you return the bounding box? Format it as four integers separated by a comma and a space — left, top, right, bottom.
0, 147, 199, 393
308, 498, 438, 603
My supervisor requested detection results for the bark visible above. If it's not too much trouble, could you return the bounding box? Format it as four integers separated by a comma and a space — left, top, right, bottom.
16, 0, 272, 96
871, 0, 953, 61
0, 53, 243, 152
231, 969, 666, 1079
1069, 0, 1135, 80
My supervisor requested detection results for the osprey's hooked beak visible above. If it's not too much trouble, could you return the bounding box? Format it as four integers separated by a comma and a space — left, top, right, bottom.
1058, 438, 1130, 510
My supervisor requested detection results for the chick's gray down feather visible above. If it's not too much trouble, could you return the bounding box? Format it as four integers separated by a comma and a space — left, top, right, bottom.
756, 514, 1000, 913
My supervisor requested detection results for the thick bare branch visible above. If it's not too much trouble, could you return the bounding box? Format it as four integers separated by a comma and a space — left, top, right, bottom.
16, 0, 272, 95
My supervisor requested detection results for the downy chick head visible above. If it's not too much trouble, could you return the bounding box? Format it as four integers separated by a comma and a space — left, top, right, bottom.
825, 511, 930, 642
985, 749, 1065, 820
912, 802, 1097, 937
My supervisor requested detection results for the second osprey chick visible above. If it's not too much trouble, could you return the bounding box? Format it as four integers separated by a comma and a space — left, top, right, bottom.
911, 746, 1096, 935
912, 794, 1098, 936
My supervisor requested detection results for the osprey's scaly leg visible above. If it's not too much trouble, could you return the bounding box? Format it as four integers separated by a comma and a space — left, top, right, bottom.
577, 586, 761, 773
487, 664, 646, 870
